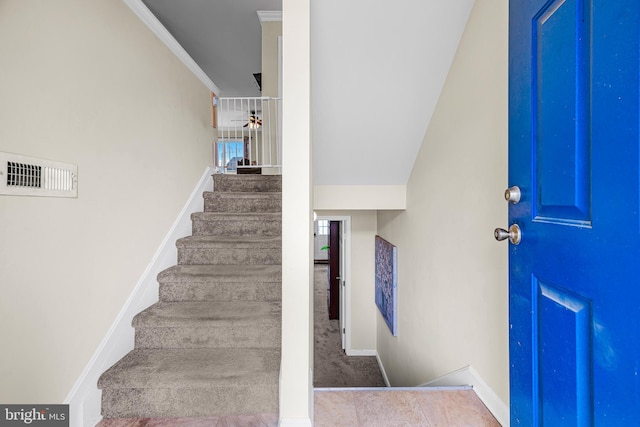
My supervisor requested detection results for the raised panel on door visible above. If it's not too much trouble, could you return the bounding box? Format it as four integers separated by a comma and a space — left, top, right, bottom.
509, 0, 640, 424
533, 0, 591, 226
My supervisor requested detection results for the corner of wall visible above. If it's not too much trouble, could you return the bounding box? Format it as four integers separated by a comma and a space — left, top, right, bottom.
422, 365, 509, 426
375, 352, 391, 387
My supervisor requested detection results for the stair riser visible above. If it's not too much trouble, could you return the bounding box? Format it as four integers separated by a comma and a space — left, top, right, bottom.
159, 282, 281, 302
192, 218, 281, 237
177, 248, 281, 265
135, 326, 280, 349
99, 173, 283, 420
204, 196, 281, 213
101, 386, 278, 418
213, 176, 281, 193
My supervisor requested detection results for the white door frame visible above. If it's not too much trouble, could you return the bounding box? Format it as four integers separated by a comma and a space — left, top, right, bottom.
316, 215, 352, 352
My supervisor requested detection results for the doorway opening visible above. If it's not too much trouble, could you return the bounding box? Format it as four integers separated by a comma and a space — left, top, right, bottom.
312, 216, 385, 387
314, 216, 348, 350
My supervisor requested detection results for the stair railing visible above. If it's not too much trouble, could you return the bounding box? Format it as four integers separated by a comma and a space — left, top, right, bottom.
214, 97, 282, 173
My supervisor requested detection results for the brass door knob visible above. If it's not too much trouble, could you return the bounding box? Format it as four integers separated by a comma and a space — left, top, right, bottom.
494, 224, 521, 245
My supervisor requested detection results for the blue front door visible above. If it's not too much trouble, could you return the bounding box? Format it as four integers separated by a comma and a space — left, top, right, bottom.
509, 0, 640, 424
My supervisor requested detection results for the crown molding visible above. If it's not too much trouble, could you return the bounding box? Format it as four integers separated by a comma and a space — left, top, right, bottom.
257, 10, 283, 23
121, 0, 220, 95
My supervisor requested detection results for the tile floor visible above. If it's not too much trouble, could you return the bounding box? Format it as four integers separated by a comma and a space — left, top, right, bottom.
97, 387, 501, 427
314, 388, 501, 427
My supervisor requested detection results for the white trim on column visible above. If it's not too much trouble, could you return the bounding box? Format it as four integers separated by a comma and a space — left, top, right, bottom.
278, 419, 313, 427
257, 11, 283, 23
278, 36, 283, 98
121, 0, 220, 95
279, 0, 312, 424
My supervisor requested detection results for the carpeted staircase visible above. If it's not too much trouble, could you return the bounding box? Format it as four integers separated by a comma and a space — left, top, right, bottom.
98, 174, 282, 419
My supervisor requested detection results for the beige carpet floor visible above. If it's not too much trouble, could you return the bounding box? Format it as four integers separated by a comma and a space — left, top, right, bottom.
313, 264, 386, 388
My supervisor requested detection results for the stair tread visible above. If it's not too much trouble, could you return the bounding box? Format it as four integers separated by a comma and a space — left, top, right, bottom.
214, 174, 281, 180
133, 301, 280, 327
192, 212, 280, 219
158, 265, 282, 283
176, 235, 281, 248
212, 175, 281, 193
203, 191, 281, 198
98, 348, 280, 389
203, 192, 281, 214
191, 213, 281, 238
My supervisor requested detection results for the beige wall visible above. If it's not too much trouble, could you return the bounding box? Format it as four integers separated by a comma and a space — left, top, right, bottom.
314, 186, 406, 210
376, 0, 509, 404
0, 0, 213, 403
261, 21, 282, 98
315, 211, 378, 352
260, 20, 282, 174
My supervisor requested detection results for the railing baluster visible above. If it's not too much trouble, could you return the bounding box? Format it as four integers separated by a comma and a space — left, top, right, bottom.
259, 97, 262, 165
253, 97, 257, 166
266, 98, 272, 166
275, 98, 281, 166
215, 96, 282, 173
248, 98, 256, 164
234, 98, 238, 172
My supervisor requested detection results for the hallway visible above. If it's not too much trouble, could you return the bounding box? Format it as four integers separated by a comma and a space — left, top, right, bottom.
313, 264, 386, 387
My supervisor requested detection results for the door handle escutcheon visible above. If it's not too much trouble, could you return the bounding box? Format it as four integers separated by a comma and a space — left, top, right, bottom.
494, 224, 521, 245
505, 186, 521, 204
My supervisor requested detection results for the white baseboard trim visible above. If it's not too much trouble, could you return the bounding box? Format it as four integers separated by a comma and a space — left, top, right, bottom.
345, 349, 376, 357
315, 385, 471, 393
422, 365, 509, 427
64, 167, 215, 427
278, 419, 313, 427
278, 368, 314, 427
375, 352, 391, 387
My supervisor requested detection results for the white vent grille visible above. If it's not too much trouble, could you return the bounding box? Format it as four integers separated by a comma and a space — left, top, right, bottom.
0, 152, 77, 197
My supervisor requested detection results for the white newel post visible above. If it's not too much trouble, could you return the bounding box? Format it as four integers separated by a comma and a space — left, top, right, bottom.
279, 0, 313, 425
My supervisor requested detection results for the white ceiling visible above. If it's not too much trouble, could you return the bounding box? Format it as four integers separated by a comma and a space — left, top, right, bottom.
311, 1, 474, 185
141, 0, 475, 186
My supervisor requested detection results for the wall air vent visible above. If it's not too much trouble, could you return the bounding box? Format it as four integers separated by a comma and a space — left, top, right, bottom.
0, 152, 78, 198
